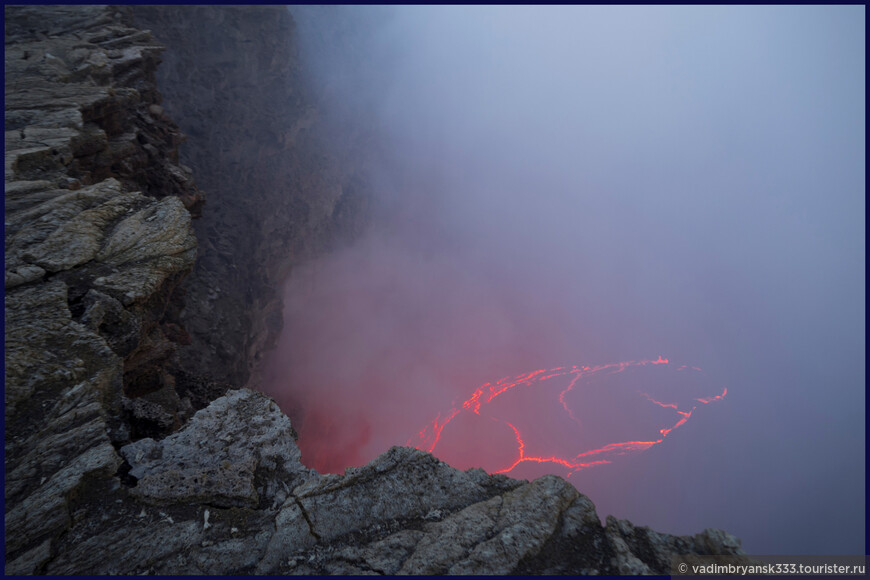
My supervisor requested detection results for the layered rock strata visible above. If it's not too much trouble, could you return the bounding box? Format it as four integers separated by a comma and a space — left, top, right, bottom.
5, 6, 200, 573
5, 5, 745, 575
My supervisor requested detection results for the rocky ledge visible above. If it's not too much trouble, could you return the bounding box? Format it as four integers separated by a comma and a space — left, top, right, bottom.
4, 5, 745, 575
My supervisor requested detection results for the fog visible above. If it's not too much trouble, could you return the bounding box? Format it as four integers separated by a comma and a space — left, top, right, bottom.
263, 5, 865, 555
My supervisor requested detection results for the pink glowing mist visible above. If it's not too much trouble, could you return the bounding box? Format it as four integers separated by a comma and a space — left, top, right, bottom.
260, 232, 726, 478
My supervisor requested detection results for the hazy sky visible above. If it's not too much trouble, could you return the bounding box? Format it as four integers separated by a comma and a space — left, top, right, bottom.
267, 5, 865, 555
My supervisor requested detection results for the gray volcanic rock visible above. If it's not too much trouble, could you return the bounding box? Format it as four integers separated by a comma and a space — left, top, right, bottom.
5, 5, 747, 575
393, 475, 579, 575
4, 5, 198, 573
120, 388, 309, 508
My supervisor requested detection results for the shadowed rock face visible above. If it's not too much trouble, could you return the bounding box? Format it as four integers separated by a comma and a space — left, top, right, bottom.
129, 5, 370, 395
5, 5, 746, 575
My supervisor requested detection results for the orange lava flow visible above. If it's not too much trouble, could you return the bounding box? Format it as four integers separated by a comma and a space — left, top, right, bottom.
409, 357, 726, 477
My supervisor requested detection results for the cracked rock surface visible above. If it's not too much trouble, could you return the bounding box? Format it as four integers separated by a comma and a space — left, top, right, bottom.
5, 5, 748, 575
4, 5, 198, 574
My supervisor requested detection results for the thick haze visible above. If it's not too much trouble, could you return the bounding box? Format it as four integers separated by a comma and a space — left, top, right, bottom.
265, 5, 865, 555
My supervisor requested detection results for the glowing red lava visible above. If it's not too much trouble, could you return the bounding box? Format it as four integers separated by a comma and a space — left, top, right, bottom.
409, 357, 726, 478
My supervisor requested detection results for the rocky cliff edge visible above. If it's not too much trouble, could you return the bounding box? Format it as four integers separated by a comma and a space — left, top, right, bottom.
4, 5, 745, 575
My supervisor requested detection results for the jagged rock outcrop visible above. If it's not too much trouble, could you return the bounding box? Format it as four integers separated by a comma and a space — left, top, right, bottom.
29, 388, 745, 575
120, 388, 308, 509
4, 5, 200, 573
5, 5, 746, 575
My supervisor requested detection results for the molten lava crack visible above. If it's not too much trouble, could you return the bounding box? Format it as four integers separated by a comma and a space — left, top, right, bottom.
410, 357, 726, 478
